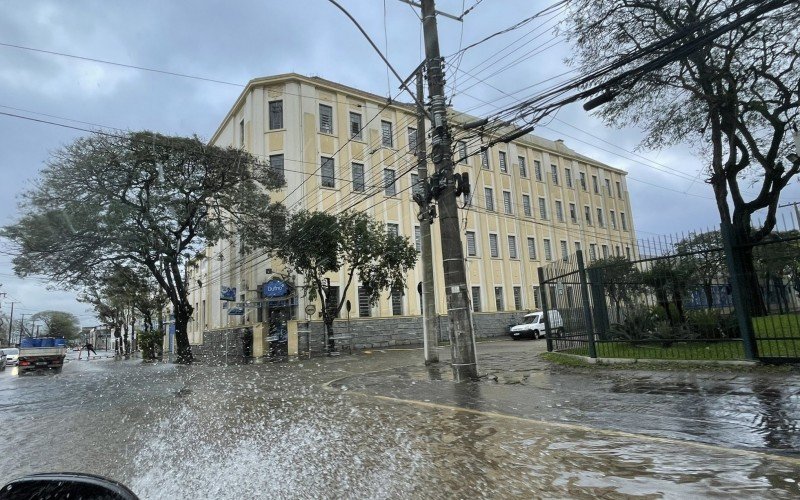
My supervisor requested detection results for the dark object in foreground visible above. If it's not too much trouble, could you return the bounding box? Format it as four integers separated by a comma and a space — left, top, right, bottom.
0, 472, 138, 500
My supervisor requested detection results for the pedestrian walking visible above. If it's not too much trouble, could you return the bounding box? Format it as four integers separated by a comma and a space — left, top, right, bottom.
79, 342, 98, 360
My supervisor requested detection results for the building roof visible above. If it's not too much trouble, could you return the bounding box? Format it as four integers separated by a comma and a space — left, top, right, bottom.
211, 73, 626, 175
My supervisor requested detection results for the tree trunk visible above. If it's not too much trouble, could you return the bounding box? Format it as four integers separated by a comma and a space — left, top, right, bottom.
173, 303, 193, 363
735, 245, 768, 317
325, 318, 335, 352
703, 282, 714, 308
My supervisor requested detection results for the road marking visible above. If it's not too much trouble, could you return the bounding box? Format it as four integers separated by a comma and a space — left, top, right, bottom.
322, 374, 800, 466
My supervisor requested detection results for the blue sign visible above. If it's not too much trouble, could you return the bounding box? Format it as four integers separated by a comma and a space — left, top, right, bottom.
228, 307, 245, 316
263, 279, 290, 298
220, 286, 237, 301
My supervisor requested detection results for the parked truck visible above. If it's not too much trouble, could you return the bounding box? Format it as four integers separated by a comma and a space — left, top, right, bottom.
17, 338, 67, 373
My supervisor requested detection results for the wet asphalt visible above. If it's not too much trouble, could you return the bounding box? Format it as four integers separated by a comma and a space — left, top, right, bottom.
0, 341, 798, 499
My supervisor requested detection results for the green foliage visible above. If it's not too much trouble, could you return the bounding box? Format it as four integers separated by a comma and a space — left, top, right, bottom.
271, 210, 418, 330
588, 256, 643, 310
608, 307, 657, 342
1, 131, 284, 362
138, 330, 164, 360
30, 310, 81, 340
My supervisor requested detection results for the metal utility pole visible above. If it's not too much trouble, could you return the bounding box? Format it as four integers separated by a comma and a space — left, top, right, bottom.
19, 313, 26, 343
416, 69, 439, 365
421, 0, 478, 381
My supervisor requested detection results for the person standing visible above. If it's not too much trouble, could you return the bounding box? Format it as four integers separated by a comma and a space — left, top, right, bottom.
79, 342, 98, 360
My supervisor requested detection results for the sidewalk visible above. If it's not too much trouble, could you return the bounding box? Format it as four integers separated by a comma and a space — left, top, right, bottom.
330, 340, 800, 454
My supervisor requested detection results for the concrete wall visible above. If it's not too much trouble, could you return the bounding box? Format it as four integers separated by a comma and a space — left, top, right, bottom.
193, 327, 252, 359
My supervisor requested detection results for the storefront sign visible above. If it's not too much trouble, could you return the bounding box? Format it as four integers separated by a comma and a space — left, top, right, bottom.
228, 307, 244, 316
220, 286, 237, 301
263, 279, 290, 298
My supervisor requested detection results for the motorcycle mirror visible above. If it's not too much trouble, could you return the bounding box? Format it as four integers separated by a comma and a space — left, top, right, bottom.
0, 473, 139, 500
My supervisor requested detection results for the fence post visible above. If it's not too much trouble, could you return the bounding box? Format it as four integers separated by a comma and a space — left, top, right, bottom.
576, 250, 597, 359
720, 222, 759, 360
537, 266, 554, 352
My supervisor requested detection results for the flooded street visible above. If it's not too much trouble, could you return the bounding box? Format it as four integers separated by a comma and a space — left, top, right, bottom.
0, 342, 798, 499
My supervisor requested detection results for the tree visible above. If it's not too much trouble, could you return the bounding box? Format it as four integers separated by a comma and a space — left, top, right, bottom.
2, 131, 284, 362
30, 311, 81, 341
675, 231, 726, 307
754, 229, 800, 313
641, 258, 695, 325
270, 210, 418, 349
562, 0, 800, 315
587, 256, 643, 322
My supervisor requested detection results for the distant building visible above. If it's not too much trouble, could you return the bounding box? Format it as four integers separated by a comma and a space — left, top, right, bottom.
186, 74, 637, 351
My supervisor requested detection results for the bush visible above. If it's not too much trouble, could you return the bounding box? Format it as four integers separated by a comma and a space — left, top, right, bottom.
685, 310, 724, 339
609, 307, 657, 342
139, 330, 164, 360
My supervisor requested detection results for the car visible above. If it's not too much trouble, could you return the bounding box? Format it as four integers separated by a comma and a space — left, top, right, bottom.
0, 350, 6, 370
509, 310, 564, 340
3, 347, 20, 366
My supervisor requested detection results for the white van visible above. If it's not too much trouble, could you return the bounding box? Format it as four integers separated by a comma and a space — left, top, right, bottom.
509, 310, 564, 340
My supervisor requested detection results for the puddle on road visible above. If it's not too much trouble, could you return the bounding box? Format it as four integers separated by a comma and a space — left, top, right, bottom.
125, 364, 800, 499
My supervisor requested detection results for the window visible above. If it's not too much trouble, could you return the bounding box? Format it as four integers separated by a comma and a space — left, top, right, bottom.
387, 223, 399, 237
499, 151, 508, 173
485, 187, 494, 211
503, 191, 513, 214
512, 286, 523, 311
494, 287, 505, 311
626, 245, 632, 259
391, 287, 403, 316
410, 173, 420, 198
471, 286, 482, 312
551, 164, 559, 185
532, 286, 541, 309
597, 208, 605, 228
560, 240, 568, 261
414, 226, 421, 252
239, 119, 245, 147
381, 120, 393, 147
565, 168, 573, 188
574, 241, 581, 253
589, 244, 597, 261
522, 194, 532, 217
615, 245, 621, 256
269, 154, 284, 182
610, 210, 617, 230
481, 150, 490, 169
602, 244, 609, 259
616, 181, 623, 199
358, 286, 371, 317
489, 233, 499, 258
569, 203, 577, 223
384, 169, 396, 196
580, 172, 587, 191
508, 235, 518, 259
321, 156, 335, 188
466, 231, 477, 256
605, 178, 612, 196
543, 239, 552, 261
518, 156, 527, 177
408, 127, 417, 152
319, 104, 333, 134
584, 205, 592, 225
352, 162, 365, 192
592, 175, 599, 194
534, 160, 542, 181
268, 100, 283, 130
538, 197, 548, 219
349, 112, 362, 139
458, 141, 468, 164
555, 201, 564, 222
527, 237, 537, 260
621, 212, 628, 231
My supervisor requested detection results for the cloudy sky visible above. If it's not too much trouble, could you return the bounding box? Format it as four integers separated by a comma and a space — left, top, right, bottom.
0, 0, 798, 326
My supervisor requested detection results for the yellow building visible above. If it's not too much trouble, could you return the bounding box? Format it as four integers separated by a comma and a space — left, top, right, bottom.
185, 74, 637, 352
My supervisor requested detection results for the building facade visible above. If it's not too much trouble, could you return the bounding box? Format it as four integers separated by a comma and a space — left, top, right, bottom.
185, 74, 637, 350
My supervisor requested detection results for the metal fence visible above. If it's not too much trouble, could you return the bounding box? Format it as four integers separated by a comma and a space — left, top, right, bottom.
539, 213, 800, 363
